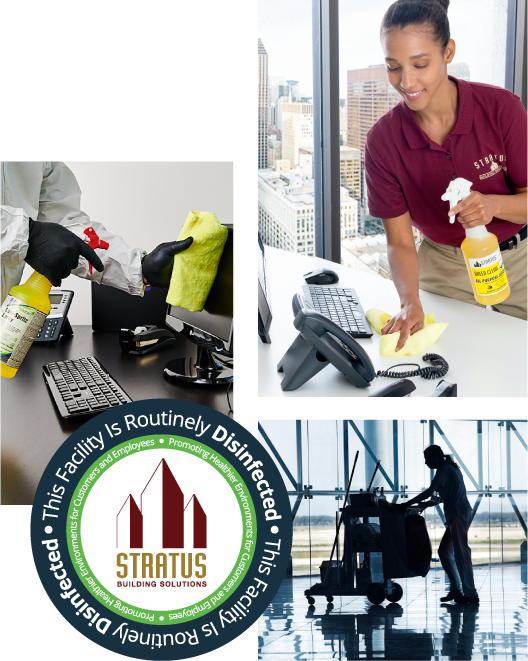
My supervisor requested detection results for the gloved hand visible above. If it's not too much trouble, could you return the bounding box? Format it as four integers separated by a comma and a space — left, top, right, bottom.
141, 237, 193, 288
25, 219, 104, 287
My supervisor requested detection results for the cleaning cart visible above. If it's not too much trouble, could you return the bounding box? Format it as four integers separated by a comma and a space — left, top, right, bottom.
305, 453, 432, 606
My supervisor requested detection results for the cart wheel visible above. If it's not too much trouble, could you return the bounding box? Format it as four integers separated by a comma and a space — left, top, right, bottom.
326, 595, 334, 603
307, 596, 315, 605
386, 582, 403, 603
366, 582, 386, 605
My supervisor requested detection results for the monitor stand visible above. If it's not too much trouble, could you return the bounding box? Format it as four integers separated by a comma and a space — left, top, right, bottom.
163, 346, 233, 385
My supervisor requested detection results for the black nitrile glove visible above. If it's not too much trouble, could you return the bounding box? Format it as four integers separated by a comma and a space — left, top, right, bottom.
25, 219, 104, 287
141, 237, 193, 288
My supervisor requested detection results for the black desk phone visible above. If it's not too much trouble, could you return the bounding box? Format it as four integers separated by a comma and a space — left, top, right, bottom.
35, 289, 74, 343
277, 294, 376, 391
277, 294, 456, 396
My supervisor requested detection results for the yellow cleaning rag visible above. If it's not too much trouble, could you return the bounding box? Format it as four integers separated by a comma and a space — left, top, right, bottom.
167, 211, 229, 312
366, 309, 448, 357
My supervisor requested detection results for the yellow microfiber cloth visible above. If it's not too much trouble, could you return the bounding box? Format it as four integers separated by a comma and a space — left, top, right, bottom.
166, 211, 229, 312
366, 309, 448, 357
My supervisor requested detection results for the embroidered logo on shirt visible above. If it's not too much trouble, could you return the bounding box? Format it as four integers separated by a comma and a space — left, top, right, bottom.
474, 154, 507, 180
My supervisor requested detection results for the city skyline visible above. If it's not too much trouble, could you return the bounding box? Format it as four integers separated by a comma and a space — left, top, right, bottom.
257, 1, 499, 266
259, 0, 507, 98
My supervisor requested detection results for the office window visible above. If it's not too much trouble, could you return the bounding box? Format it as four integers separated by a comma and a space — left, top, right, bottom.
258, 0, 317, 256
260, 0, 521, 264
259, 420, 527, 577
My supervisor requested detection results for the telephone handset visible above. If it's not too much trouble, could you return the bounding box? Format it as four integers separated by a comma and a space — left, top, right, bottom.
277, 294, 376, 391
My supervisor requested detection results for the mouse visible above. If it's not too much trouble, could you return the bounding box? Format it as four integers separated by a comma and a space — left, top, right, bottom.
303, 268, 339, 285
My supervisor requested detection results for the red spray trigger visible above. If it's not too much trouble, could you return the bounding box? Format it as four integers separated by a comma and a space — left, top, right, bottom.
83, 227, 109, 274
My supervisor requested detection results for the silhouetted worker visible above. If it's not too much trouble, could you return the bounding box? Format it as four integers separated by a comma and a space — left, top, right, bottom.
401, 444, 478, 604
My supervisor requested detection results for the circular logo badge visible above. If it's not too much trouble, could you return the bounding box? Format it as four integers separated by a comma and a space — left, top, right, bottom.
31, 400, 291, 659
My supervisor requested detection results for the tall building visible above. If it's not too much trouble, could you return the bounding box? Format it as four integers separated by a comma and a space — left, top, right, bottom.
117, 458, 207, 549
142, 458, 184, 548
184, 495, 207, 548
116, 495, 143, 548
269, 76, 290, 111
275, 95, 289, 132
258, 38, 269, 170
347, 64, 400, 234
340, 146, 361, 200
281, 102, 313, 167
347, 64, 400, 163
297, 146, 360, 201
258, 171, 358, 256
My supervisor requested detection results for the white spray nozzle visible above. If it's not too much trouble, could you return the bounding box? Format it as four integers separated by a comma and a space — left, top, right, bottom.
441, 178, 473, 223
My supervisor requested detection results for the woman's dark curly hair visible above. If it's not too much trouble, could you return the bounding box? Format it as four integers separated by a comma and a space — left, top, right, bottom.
424, 444, 460, 469
381, 0, 451, 49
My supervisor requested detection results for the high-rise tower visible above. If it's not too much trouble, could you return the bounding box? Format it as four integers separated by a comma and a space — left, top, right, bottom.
258, 38, 269, 170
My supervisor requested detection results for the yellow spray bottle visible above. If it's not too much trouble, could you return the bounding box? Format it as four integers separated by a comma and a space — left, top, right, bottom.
442, 178, 510, 306
0, 272, 52, 378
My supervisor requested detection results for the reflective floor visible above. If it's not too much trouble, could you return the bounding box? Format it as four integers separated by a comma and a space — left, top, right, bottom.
259, 564, 527, 660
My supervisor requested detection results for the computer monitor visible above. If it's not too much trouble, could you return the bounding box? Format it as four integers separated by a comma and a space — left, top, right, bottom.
92, 283, 170, 331
258, 233, 272, 343
164, 225, 233, 385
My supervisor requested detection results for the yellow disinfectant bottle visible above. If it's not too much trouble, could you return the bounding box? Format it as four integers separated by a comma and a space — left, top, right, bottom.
0, 272, 52, 378
461, 225, 510, 305
442, 178, 510, 306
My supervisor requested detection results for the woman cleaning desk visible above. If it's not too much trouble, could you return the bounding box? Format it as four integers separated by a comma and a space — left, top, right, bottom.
365, 0, 527, 351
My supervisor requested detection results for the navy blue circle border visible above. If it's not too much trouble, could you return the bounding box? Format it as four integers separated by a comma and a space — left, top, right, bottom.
31, 400, 292, 659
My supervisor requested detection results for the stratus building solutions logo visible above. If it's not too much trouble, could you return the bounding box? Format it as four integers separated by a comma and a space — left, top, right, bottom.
31, 400, 292, 660
116, 459, 208, 588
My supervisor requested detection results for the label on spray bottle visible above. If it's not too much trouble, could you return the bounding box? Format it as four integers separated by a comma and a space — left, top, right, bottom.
0, 295, 47, 369
467, 248, 508, 296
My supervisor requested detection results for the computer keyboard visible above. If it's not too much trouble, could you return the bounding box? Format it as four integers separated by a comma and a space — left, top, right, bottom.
302, 284, 373, 338
43, 356, 132, 418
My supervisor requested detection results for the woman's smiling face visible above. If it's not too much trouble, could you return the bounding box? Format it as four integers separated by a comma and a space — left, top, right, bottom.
381, 26, 456, 111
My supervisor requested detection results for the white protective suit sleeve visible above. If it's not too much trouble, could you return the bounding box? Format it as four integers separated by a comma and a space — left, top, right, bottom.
37, 163, 146, 293
0, 205, 30, 303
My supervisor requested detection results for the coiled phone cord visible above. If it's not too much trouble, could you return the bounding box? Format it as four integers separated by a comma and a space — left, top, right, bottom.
376, 353, 449, 380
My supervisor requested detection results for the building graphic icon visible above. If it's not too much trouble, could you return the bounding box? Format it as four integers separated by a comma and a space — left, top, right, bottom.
116, 459, 207, 549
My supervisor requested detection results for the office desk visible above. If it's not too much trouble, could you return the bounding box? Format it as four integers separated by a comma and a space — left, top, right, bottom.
1, 327, 232, 505
259, 248, 527, 397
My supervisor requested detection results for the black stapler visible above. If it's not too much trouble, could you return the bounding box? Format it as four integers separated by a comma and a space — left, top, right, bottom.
119, 325, 175, 355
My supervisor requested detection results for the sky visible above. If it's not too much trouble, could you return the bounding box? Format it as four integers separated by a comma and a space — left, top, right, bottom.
258, 419, 527, 517
259, 0, 507, 100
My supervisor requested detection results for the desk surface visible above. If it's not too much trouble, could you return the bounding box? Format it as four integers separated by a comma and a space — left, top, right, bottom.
259, 248, 527, 398
1, 327, 232, 505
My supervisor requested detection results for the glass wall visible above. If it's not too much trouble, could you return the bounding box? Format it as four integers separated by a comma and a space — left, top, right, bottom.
258, 420, 527, 577
258, 0, 316, 255
259, 1, 512, 263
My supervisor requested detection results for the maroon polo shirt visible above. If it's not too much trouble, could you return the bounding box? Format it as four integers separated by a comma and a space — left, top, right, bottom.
365, 76, 527, 246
